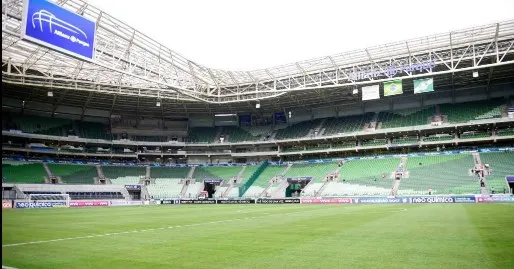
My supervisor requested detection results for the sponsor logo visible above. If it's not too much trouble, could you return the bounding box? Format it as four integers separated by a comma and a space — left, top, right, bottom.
476, 196, 514, 203
453, 197, 476, 203
15, 201, 67, 208
125, 184, 142, 190
257, 199, 301, 204
355, 198, 403, 204
217, 200, 254, 204
69, 201, 110, 207
410, 197, 454, 203
2, 201, 12, 208
180, 200, 216, 204
301, 198, 352, 204
23, 0, 96, 60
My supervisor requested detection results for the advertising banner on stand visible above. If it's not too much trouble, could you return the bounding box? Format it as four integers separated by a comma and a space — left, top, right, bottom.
408, 197, 454, 203
476, 196, 514, 203
301, 198, 352, 204
15, 201, 68, 208
353, 197, 405, 204
69, 200, 111, 207
2, 200, 13, 208
256, 199, 300, 204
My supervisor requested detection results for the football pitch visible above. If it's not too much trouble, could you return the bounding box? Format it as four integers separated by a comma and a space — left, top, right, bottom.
2, 204, 514, 269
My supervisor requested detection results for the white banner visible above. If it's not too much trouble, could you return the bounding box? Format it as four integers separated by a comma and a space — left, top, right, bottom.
362, 85, 380, 101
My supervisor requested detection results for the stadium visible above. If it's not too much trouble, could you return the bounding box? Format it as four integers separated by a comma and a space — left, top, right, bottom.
2, 0, 514, 268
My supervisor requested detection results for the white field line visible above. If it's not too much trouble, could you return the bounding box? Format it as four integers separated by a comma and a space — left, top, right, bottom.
2, 210, 309, 248
2, 207, 407, 248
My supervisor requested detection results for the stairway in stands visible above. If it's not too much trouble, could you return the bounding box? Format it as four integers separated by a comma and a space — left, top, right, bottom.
472, 152, 489, 195
391, 157, 408, 196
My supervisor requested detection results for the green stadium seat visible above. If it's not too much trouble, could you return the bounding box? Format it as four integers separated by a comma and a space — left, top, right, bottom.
378, 107, 435, 129
2, 162, 47, 183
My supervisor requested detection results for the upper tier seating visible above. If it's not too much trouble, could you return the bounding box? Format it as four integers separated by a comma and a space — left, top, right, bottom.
393, 137, 419, 144
12, 115, 72, 136
323, 113, 374, 135
75, 121, 111, 140
424, 134, 454, 142
402, 155, 478, 195
221, 126, 258, 142
460, 132, 491, 139
132, 135, 168, 142
378, 107, 435, 129
497, 129, 514, 136
440, 99, 505, 123
2, 162, 47, 183
47, 164, 97, 184
188, 127, 217, 143
274, 119, 323, 140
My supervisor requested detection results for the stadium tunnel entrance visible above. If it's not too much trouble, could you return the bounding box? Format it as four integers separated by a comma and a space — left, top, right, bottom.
285, 178, 311, 197
203, 179, 223, 198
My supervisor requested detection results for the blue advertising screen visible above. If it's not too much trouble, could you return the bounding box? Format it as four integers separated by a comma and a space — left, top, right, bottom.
22, 0, 96, 61
239, 115, 251, 126
274, 112, 287, 124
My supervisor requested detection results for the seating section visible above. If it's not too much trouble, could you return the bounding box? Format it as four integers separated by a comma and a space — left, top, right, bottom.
184, 182, 203, 198
221, 126, 258, 142
188, 127, 217, 143
2, 162, 47, 183
150, 167, 190, 179
284, 163, 336, 183
460, 132, 491, 139
47, 164, 97, 184
497, 129, 514, 136
320, 158, 399, 196
11, 115, 72, 136
102, 166, 146, 181
239, 166, 260, 185
132, 135, 168, 142
301, 183, 324, 197
440, 99, 505, 123
323, 113, 374, 135
193, 167, 241, 181
147, 178, 183, 198
361, 139, 386, 147
402, 155, 478, 194
378, 107, 435, 129
251, 166, 287, 187
424, 134, 454, 142
393, 137, 418, 144
479, 152, 513, 193
75, 121, 111, 140
274, 119, 323, 140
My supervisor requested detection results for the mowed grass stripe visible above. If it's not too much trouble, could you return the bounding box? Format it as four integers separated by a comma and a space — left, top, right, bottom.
464, 205, 514, 268
2, 205, 334, 247
2, 204, 514, 269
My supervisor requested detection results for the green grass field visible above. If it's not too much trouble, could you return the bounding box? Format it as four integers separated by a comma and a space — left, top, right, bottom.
2, 204, 514, 269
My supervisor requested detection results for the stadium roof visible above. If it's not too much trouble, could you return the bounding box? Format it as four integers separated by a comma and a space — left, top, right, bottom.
2, 0, 514, 116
